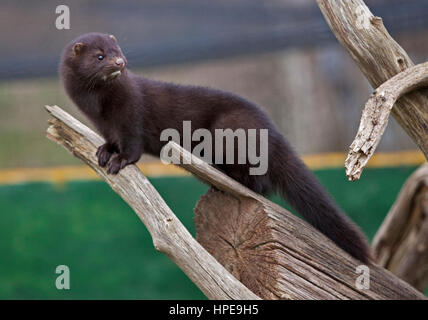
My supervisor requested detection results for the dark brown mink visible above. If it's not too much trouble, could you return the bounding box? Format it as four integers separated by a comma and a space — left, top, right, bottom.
59, 32, 372, 263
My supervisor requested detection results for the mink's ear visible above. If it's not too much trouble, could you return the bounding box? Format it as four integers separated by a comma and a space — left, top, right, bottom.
109, 34, 117, 42
72, 42, 84, 56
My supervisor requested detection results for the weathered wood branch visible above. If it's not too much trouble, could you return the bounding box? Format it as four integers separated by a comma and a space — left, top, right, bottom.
165, 140, 425, 299
44, 105, 259, 300
346, 62, 428, 181
317, 0, 428, 180
373, 164, 428, 292
45, 105, 425, 300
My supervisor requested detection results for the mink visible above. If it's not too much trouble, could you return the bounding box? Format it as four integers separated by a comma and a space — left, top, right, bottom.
59, 33, 372, 263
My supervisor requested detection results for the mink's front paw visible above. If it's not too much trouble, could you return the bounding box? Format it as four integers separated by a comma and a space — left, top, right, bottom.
106, 154, 128, 175
96, 143, 114, 167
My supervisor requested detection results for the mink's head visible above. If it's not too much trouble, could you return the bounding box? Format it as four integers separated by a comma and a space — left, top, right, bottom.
60, 33, 128, 88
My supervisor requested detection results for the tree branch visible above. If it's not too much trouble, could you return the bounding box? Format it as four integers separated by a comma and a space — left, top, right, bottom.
346, 62, 428, 181
317, 0, 428, 180
44, 105, 259, 300
373, 164, 428, 292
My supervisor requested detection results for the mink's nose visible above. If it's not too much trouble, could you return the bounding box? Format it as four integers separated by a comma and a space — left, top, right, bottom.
115, 58, 124, 67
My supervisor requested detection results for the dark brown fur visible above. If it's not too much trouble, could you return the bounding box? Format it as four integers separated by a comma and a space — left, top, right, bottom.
60, 33, 372, 263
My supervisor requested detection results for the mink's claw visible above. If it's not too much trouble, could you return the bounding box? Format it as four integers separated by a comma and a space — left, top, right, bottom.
97, 143, 114, 167
106, 155, 128, 175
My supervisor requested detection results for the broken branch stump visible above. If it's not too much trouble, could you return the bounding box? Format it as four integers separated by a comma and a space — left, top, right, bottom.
346, 62, 428, 181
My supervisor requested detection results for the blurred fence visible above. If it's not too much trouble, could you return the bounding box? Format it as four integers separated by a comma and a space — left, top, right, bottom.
0, 0, 428, 80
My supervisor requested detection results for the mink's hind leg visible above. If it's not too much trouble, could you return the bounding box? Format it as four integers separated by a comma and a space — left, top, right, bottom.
96, 142, 119, 167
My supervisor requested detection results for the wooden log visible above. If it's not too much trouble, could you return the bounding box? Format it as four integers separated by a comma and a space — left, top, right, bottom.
166, 141, 425, 299
44, 105, 259, 300
317, 0, 428, 180
373, 164, 428, 292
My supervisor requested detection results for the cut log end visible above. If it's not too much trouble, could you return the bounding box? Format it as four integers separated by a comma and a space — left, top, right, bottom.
194, 189, 278, 299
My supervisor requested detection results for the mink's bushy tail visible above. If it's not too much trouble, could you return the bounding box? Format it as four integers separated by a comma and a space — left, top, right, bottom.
269, 136, 372, 263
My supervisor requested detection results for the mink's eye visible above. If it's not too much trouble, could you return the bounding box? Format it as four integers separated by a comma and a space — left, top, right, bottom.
97, 55, 104, 61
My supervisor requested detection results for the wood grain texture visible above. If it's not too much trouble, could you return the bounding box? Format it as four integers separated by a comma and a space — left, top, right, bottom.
317, 0, 428, 178
373, 164, 428, 292
44, 105, 259, 300
346, 62, 428, 181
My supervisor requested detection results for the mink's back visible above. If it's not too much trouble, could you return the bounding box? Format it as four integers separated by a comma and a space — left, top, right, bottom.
131, 74, 277, 158
136, 75, 275, 135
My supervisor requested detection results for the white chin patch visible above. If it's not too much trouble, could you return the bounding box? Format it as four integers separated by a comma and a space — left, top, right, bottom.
108, 70, 121, 79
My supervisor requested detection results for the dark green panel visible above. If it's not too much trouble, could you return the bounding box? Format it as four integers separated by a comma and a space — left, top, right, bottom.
0, 166, 426, 299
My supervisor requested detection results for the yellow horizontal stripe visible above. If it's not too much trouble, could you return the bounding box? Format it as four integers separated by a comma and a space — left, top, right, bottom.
0, 150, 425, 185
0, 162, 189, 185
303, 150, 426, 170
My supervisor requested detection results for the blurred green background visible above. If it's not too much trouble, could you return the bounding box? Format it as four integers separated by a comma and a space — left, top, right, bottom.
1, 167, 427, 299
